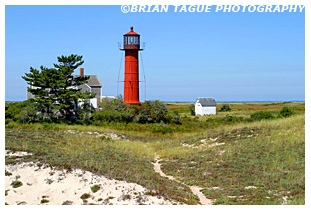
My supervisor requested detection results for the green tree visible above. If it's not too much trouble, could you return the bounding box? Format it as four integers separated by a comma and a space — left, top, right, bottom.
22, 54, 95, 121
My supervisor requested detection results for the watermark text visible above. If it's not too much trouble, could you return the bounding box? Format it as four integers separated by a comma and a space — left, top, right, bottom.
120, 5, 305, 13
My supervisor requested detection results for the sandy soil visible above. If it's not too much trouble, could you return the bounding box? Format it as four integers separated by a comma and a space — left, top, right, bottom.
5, 150, 177, 205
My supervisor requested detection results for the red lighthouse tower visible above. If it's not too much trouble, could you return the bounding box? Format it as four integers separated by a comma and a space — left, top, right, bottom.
120, 26, 143, 105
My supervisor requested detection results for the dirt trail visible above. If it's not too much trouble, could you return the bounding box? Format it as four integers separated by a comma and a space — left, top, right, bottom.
152, 154, 213, 205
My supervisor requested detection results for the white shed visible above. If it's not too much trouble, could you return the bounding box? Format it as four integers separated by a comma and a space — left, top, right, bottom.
195, 98, 217, 116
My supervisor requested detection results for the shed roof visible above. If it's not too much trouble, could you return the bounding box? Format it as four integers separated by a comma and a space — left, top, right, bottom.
196, 98, 217, 107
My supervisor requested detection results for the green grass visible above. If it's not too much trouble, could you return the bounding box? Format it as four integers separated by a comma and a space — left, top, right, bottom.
160, 114, 305, 204
5, 102, 305, 205
5, 129, 197, 204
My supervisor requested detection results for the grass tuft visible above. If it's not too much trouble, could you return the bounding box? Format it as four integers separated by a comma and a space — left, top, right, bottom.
80, 193, 91, 200
91, 184, 101, 193
11, 180, 23, 188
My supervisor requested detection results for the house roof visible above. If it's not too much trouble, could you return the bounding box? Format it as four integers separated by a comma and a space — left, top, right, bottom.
74, 75, 102, 87
86, 75, 102, 87
196, 98, 217, 107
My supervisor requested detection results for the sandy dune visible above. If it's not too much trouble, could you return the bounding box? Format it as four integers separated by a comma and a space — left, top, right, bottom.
5, 150, 177, 205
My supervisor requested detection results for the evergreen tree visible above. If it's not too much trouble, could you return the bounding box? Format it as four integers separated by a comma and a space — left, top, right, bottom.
22, 54, 95, 121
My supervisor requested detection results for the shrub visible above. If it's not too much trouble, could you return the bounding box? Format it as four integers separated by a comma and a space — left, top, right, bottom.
250, 111, 274, 121
93, 99, 180, 124
189, 104, 195, 116
166, 110, 182, 124
279, 106, 294, 118
98, 98, 128, 112
5, 100, 41, 123
94, 98, 134, 123
135, 100, 168, 123
219, 104, 231, 112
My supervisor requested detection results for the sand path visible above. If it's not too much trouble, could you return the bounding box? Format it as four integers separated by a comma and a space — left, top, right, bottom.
152, 154, 213, 205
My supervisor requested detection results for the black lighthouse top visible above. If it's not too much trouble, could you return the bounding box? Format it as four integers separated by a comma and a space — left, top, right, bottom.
122, 26, 142, 50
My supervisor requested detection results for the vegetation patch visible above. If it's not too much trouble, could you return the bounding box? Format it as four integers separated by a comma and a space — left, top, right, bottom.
5, 102, 305, 205
250, 111, 274, 121
11, 180, 23, 188
62, 200, 73, 205
161, 115, 304, 204
40, 195, 49, 204
5, 170, 12, 176
80, 193, 91, 200
279, 106, 294, 118
219, 104, 231, 112
91, 184, 101, 193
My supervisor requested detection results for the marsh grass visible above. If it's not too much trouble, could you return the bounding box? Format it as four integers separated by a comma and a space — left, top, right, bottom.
5, 102, 304, 205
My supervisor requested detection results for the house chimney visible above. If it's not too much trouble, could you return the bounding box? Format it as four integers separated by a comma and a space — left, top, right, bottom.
80, 68, 84, 77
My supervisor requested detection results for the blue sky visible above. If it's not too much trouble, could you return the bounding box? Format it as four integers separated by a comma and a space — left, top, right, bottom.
4, 3, 305, 102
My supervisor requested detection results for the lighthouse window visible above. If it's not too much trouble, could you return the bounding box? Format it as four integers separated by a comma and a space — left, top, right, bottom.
124, 36, 139, 46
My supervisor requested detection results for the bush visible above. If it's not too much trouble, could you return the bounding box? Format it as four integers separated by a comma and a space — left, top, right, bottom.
135, 100, 168, 123
93, 98, 134, 123
98, 98, 129, 112
166, 110, 182, 125
5, 100, 42, 123
189, 104, 195, 116
5, 99, 94, 124
219, 104, 231, 112
93, 99, 181, 124
279, 106, 294, 118
250, 111, 274, 121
